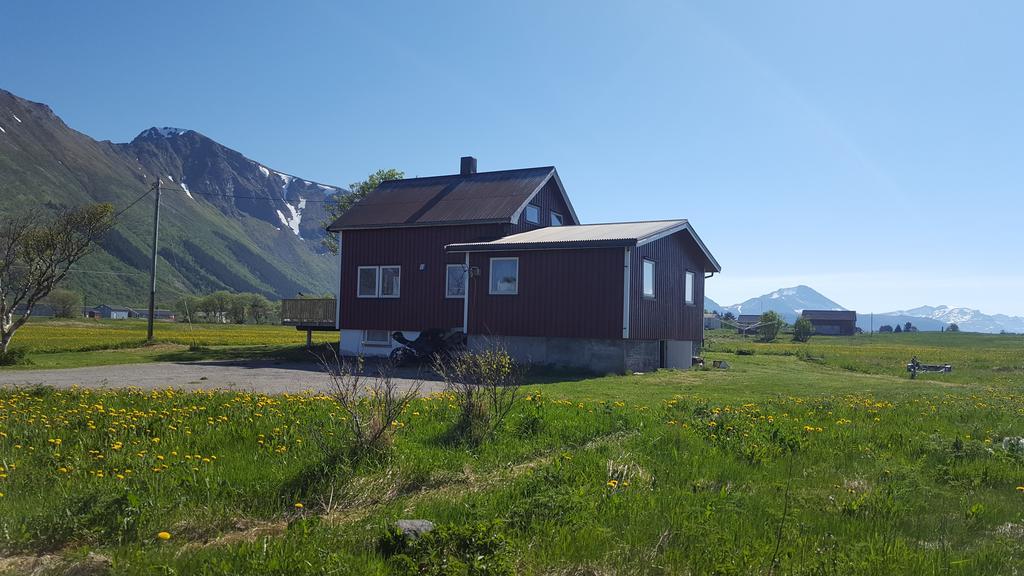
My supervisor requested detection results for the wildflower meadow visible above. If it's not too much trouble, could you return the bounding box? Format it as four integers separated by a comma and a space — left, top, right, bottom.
0, 329, 1022, 574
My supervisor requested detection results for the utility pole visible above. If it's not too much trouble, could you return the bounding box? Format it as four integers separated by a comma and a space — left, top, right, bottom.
146, 179, 162, 342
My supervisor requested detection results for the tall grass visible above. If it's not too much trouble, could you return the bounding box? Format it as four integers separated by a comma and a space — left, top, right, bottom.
2, 332, 1023, 574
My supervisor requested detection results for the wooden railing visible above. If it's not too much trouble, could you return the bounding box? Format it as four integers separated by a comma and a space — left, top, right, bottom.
280, 299, 336, 328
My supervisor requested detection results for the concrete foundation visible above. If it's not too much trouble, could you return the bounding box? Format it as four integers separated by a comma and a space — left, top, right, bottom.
468, 335, 694, 374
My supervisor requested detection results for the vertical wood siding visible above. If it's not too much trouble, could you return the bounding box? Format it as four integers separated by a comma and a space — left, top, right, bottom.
628, 231, 706, 341
509, 179, 577, 234
339, 224, 508, 331
467, 248, 622, 339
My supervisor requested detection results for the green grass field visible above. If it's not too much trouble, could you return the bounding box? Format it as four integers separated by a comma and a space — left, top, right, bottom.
1, 319, 334, 369
0, 328, 1022, 574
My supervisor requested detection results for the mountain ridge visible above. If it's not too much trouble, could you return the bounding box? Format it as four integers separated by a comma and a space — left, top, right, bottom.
0, 87, 343, 306
705, 287, 1022, 334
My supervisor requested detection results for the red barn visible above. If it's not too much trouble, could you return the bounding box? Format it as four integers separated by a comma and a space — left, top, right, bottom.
327, 157, 721, 373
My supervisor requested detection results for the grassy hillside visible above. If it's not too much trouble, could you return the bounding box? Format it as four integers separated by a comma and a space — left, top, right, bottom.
0, 89, 337, 306
0, 330, 1022, 574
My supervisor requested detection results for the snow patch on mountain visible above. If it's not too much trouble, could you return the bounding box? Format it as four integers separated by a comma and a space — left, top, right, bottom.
276, 198, 305, 236
256, 164, 270, 178
153, 127, 188, 137
11, 113, 20, 123
0, 125, 5, 134
179, 180, 193, 200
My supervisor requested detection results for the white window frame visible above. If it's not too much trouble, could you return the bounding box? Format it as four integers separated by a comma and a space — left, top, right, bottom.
379, 265, 401, 298
357, 266, 401, 298
357, 266, 379, 298
445, 263, 467, 299
550, 211, 564, 226
363, 329, 391, 346
684, 270, 695, 305
525, 204, 540, 224
642, 259, 655, 298
489, 257, 519, 295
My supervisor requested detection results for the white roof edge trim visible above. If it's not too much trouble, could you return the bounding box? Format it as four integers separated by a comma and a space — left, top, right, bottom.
507, 169, 581, 225
636, 222, 722, 273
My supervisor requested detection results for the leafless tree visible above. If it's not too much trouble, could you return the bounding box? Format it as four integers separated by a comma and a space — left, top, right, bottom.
316, 349, 421, 457
433, 344, 525, 444
0, 204, 114, 353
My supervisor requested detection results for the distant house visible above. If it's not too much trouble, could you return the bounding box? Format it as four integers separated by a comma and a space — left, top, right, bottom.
704, 313, 722, 330
88, 304, 131, 320
130, 308, 177, 321
736, 314, 761, 335
326, 156, 722, 373
801, 310, 857, 336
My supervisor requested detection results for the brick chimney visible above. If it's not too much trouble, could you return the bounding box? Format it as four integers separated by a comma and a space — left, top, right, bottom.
460, 156, 477, 175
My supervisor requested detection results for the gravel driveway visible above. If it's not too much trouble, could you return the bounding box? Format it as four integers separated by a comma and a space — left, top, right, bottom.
0, 360, 444, 395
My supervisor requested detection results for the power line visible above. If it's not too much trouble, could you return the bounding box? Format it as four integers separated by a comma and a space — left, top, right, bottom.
113, 182, 157, 219
161, 185, 338, 203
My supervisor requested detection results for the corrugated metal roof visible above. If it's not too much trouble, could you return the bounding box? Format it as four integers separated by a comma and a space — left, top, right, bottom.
327, 167, 568, 230
801, 310, 857, 321
445, 219, 722, 272
446, 220, 685, 248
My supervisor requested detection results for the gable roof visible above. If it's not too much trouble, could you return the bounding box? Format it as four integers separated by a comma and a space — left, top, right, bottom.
445, 219, 722, 272
326, 167, 579, 231
801, 310, 857, 321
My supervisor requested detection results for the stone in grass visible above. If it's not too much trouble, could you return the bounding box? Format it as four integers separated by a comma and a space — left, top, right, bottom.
394, 519, 435, 540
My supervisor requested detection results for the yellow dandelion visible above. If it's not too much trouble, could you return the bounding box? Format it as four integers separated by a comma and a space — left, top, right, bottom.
607, 479, 618, 488
157, 531, 171, 540
294, 502, 304, 509
1016, 486, 1024, 493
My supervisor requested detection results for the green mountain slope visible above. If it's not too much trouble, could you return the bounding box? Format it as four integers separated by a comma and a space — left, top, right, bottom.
0, 89, 342, 308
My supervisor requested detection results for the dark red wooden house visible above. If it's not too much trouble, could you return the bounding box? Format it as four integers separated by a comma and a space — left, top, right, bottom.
327, 157, 721, 373
800, 310, 857, 336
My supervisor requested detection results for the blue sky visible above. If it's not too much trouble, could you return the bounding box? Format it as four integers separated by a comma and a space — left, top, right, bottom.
2, 1, 1021, 314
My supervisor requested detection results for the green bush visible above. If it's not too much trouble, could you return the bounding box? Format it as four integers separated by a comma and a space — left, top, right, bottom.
758, 311, 782, 342
0, 348, 31, 366
793, 317, 814, 342
380, 521, 515, 576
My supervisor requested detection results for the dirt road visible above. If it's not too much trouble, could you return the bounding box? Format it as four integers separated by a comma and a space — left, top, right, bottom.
0, 360, 443, 395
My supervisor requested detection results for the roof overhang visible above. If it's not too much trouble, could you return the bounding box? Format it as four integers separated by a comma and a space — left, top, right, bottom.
446, 219, 722, 273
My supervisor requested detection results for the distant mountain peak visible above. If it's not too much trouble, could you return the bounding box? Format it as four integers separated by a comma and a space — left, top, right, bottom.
140, 126, 193, 139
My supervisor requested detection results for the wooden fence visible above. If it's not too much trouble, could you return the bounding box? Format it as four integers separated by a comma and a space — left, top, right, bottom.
280, 299, 336, 328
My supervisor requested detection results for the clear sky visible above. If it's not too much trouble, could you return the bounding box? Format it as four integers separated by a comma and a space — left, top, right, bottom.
2, 1, 1021, 314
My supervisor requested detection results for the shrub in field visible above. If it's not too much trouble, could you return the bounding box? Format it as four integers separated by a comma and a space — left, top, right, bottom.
434, 346, 525, 446
380, 521, 514, 576
793, 317, 814, 343
317, 352, 421, 459
0, 348, 30, 365
758, 311, 782, 342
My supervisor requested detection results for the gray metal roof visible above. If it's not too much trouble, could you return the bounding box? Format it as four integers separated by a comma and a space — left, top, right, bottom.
326, 167, 579, 230
446, 219, 722, 272
801, 310, 857, 321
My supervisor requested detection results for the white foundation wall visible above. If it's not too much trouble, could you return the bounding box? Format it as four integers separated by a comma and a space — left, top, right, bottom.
339, 329, 421, 358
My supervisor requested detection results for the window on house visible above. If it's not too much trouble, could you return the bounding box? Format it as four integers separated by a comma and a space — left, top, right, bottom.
685, 271, 695, 304
380, 266, 401, 298
358, 266, 400, 298
489, 257, 519, 295
525, 204, 540, 224
643, 259, 655, 298
446, 264, 467, 298
551, 211, 564, 226
363, 330, 390, 345
357, 266, 378, 298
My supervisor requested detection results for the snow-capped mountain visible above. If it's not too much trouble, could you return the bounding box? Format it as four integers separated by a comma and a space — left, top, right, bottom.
885, 305, 1024, 334
0, 88, 346, 303
704, 296, 724, 314
721, 285, 845, 323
